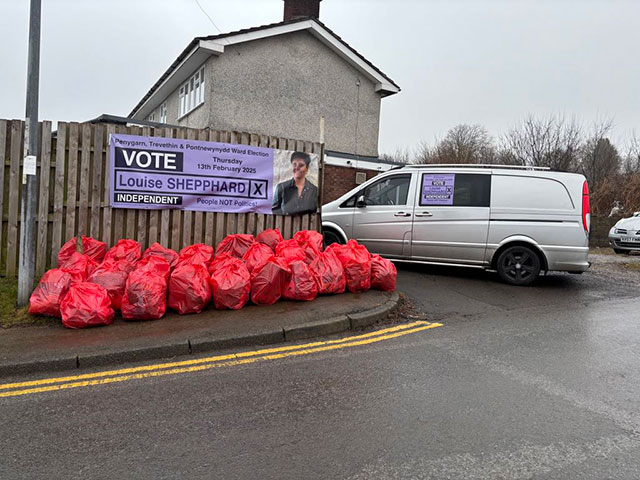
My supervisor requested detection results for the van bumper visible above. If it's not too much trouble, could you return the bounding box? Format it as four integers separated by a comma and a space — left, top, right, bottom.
541, 246, 590, 272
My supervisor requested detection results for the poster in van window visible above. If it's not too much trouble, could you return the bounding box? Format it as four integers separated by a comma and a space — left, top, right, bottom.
421, 173, 455, 205
109, 134, 319, 215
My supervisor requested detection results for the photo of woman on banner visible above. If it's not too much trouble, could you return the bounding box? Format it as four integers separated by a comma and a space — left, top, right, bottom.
272, 151, 318, 215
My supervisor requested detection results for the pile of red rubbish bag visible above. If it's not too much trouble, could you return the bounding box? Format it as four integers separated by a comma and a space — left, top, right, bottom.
28, 230, 396, 329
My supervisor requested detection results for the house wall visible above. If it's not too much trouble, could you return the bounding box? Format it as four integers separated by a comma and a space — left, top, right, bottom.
149, 30, 382, 157
209, 31, 381, 157
147, 62, 213, 129
322, 165, 380, 204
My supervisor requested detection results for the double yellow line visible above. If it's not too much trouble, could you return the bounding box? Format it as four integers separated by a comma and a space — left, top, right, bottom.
0, 321, 441, 399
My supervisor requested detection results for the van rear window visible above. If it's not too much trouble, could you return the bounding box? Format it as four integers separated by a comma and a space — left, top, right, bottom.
491, 176, 574, 210
420, 173, 491, 207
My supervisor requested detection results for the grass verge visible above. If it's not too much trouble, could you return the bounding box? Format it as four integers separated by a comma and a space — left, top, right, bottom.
0, 278, 57, 328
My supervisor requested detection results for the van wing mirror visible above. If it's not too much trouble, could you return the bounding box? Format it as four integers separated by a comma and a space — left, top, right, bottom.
356, 195, 366, 208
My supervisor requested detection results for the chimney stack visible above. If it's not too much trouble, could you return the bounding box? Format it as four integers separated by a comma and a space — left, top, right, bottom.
283, 0, 322, 22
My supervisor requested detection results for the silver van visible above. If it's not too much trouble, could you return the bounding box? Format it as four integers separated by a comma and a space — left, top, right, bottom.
321, 165, 590, 285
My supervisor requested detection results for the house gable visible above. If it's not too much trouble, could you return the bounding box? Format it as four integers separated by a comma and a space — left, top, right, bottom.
129, 17, 399, 121
205, 29, 383, 156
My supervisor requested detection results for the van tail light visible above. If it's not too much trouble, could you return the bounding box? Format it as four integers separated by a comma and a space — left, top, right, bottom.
582, 181, 590, 235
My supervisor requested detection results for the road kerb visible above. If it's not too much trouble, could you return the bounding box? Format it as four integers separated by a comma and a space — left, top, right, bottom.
348, 291, 400, 329
283, 316, 351, 341
0, 291, 401, 378
190, 331, 285, 354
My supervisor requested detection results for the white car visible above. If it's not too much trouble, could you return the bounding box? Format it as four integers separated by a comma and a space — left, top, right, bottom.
608, 213, 640, 253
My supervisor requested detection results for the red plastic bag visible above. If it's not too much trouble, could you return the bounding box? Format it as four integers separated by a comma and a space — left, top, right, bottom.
134, 256, 171, 282
370, 255, 397, 291
82, 236, 107, 263
57, 238, 78, 268
325, 242, 346, 256
216, 234, 255, 258
328, 240, 371, 293
60, 282, 114, 329
283, 260, 318, 302
293, 230, 323, 252
60, 252, 98, 282
309, 249, 346, 295
251, 258, 291, 306
168, 263, 211, 315
104, 239, 142, 271
28, 269, 74, 317
209, 258, 250, 310
142, 242, 179, 268
58, 237, 108, 267
208, 252, 237, 275
87, 260, 129, 310
177, 243, 214, 268
242, 242, 274, 274
275, 239, 306, 265
121, 265, 169, 321
293, 230, 323, 263
255, 229, 283, 252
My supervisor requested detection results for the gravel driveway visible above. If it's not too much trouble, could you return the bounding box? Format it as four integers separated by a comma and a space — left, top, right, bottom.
589, 247, 640, 287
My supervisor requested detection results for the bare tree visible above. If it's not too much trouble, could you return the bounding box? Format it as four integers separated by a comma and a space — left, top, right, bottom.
418, 124, 496, 164
379, 146, 414, 165
500, 114, 582, 171
578, 119, 619, 189
415, 140, 435, 164
622, 131, 640, 174
494, 148, 522, 166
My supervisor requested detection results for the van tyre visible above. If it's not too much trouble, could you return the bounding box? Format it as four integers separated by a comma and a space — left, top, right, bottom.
322, 229, 343, 248
497, 245, 541, 286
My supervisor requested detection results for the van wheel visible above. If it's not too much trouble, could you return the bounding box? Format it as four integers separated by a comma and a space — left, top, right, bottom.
497, 246, 541, 286
323, 229, 343, 248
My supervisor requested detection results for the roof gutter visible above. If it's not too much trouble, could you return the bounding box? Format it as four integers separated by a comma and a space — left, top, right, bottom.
129, 40, 225, 120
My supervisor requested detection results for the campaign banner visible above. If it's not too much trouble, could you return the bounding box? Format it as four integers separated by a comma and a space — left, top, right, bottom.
109, 134, 319, 215
420, 173, 455, 205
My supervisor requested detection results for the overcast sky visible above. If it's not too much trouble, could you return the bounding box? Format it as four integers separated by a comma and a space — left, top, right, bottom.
1, 0, 639, 155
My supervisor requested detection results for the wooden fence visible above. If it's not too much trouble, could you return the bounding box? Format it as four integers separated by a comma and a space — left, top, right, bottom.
0, 120, 323, 278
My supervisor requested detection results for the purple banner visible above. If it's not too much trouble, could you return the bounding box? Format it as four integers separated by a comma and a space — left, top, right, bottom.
110, 134, 274, 213
421, 173, 456, 205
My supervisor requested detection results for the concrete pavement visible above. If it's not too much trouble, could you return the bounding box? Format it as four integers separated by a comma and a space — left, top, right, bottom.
0, 290, 399, 377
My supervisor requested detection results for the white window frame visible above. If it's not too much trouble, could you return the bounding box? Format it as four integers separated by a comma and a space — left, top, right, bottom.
148, 111, 156, 122
179, 65, 206, 118
159, 102, 167, 123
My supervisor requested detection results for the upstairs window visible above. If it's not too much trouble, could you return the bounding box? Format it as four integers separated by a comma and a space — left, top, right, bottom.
159, 102, 167, 123
148, 111, 156, 122
179, 66, 205, 117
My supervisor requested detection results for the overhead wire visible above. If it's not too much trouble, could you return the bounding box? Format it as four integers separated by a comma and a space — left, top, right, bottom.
192, 0, 224, 33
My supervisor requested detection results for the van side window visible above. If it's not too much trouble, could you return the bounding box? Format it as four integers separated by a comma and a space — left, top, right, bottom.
420, 173, 491, 207
362, 174, 411, 206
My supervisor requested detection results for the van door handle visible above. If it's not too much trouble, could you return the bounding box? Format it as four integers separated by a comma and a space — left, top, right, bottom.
394, 212, 411, 217
415, 212, 433, 217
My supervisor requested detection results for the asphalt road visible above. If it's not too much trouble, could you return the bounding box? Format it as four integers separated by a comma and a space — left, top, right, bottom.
2, 256, 640, 479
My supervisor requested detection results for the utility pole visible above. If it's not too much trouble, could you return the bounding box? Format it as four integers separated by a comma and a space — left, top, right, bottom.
17, 0, 42, 305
